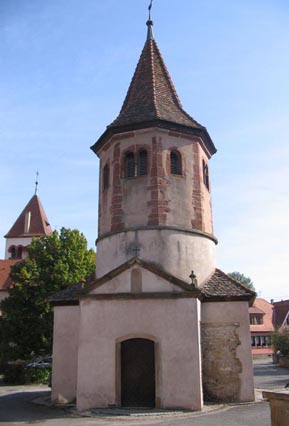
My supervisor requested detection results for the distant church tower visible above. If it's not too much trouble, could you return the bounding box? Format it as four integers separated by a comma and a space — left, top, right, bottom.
51, 15, 255, 411
4, 185, 51, 260
0, 184, 52, 303
91, 19, 217, 285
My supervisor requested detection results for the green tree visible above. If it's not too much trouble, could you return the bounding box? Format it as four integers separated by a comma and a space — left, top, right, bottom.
228, 271, 256, 292
271, 329, 289, 356
0, 228, 95, 361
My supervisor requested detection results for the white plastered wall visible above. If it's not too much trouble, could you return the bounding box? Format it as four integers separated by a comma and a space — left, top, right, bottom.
5, 237, 31, 259
96, 229, 216, 285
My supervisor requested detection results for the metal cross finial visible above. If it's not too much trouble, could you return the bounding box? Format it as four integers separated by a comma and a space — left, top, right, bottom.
148, 0, 153, 20
35, 171, 39, 195
146, 0, 154, 40
189, 270, 198, 288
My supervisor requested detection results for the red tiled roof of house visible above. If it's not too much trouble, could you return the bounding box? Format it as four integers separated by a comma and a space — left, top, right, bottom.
250, 298, 274, 332
5, 195, 52, 239
249, 306, 265, 315
0, 259, 19, 290
91, 21, 216, 156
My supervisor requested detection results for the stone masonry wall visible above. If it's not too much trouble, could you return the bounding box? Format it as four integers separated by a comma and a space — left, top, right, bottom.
201, 322, 242, 402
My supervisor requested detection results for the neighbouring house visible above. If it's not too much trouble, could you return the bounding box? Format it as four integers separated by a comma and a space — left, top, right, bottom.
50, 17, 255, 411
0, 260, 19, 310
273, 300, 289, 330
249, 298, 274, 356
0, 192, 51, 305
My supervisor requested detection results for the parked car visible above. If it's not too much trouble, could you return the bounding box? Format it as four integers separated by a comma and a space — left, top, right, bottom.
25, 356, 52, 369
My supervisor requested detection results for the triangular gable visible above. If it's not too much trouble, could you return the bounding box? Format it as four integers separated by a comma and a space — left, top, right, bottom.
83, 257, 199, 297
5, 195, 51, 238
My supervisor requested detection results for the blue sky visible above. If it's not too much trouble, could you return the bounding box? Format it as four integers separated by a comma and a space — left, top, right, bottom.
1, 0, 288, 301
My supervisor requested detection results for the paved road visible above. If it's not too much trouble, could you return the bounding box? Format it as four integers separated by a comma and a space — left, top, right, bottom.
0, 392, 271, 426
253, 356, 289, 390
0, 358, 288, 426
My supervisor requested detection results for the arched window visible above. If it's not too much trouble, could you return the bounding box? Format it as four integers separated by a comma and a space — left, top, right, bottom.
10, 246, 16, 259
103, 164, 109, 190
170, 150, 181, 175
202, 159, 210, 190
17, 246, 23, 259
137, 150, 148, 176
125, 152, 135, 178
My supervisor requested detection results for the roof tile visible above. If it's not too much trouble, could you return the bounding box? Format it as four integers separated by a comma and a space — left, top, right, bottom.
0, 259, 20, 290
201, 268, 256, 301
109, 37, 202, 130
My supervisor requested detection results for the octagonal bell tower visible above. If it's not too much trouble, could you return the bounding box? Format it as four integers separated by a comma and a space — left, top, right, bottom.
91, 19, 217, 285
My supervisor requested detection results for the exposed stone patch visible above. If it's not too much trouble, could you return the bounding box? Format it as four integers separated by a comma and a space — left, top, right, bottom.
201, 322, 242, 402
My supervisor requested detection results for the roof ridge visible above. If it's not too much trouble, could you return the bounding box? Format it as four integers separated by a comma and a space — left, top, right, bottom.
150, 39, 159, 119
152, 39, 183, 112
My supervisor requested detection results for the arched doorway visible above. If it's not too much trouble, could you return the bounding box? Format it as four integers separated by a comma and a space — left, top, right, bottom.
121, 338, 155, 407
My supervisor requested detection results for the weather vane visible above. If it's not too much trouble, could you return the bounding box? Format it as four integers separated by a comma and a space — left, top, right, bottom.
35, 171, 39, 195
148, 0, 153, 20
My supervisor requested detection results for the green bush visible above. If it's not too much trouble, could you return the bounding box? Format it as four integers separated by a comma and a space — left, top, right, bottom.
3, 362, 50, 384
24, 367, 50, 384
271, 329, 289, 356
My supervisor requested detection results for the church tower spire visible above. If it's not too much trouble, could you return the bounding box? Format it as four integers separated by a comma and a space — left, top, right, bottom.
92, 19, 216, 155
92, 17, 217, 285
4, 191, 52, 260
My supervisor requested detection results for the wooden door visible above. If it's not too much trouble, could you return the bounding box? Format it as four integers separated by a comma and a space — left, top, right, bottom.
121, 338, 155, 407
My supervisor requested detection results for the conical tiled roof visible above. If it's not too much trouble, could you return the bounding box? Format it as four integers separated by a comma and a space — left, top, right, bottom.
110, 24, 202, 129
91, 21, 216, 155
5, 195, 52, 239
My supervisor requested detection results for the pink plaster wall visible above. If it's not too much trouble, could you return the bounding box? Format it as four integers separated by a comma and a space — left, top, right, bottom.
76, 297, 203, 411
51, 306, 80, 403
91, 267, 183, 294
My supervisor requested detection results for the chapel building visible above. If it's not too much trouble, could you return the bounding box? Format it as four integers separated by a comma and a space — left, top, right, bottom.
51, 18, 255, 411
